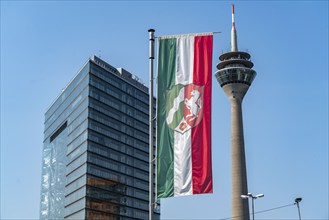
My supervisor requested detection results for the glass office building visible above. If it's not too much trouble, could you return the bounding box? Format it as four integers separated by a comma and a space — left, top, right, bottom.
40, 56, 159, 219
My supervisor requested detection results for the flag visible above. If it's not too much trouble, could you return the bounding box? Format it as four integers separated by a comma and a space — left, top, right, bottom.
156, 33, 213, 198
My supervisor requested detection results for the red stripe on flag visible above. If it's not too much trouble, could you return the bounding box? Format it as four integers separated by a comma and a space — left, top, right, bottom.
191, 35, 213, 194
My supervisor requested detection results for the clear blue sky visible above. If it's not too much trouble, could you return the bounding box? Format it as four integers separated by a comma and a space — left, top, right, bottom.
1, 1, 328, 219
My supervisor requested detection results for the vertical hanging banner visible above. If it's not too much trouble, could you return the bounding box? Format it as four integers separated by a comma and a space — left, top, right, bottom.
156, 33, 213, 198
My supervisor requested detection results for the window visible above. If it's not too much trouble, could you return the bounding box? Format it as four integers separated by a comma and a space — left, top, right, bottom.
50, 121, 67, 142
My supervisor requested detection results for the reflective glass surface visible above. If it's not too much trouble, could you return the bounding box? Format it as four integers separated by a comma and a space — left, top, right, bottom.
41, 64, 90, 219
40, 127, 67, 219
215, 67, 256, 86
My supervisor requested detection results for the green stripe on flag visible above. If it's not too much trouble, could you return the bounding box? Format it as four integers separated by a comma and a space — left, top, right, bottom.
157, 38, 176, 198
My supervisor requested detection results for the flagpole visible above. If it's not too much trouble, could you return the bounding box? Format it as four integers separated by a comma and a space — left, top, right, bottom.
148, 28, 155, 220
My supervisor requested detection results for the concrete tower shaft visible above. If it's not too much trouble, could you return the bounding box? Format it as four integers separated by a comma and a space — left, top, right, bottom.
215, 4, 257, 220
223, 83, 250, 220
223, 83, 249, 103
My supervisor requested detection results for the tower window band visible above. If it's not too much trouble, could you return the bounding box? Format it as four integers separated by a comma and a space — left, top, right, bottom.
50, 121, 68, 142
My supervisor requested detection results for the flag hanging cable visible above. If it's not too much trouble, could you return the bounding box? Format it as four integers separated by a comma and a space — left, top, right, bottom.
148, 29, 155, 220
156, 32, 214, 198
157, 31, 220, 39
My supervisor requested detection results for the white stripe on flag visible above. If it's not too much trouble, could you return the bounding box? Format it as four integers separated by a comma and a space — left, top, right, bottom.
174, 130, 192, 196
173, 36, 194, 196
175, 37, 194, 85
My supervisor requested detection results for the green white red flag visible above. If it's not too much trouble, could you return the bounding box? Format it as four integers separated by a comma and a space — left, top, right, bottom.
156, 33, 213, 198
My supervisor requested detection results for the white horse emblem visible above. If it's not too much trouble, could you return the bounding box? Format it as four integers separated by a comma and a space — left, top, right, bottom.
165, 84, 204, 133
184, 90, 202, 122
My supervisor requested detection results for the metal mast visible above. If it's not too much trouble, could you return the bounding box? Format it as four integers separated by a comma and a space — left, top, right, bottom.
215, 4, 257, 220
148, 29, 155, 220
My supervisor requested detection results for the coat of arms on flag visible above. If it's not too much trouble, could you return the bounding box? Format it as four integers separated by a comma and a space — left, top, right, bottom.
166, 84, 204, 133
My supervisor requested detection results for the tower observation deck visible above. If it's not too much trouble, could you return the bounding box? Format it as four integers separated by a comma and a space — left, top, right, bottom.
215, 51, 256, 87
215, 5, 257, 220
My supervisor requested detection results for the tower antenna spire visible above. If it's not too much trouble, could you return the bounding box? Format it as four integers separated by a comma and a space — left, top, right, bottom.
231, 4, 238, 52
232, 4, 235, 27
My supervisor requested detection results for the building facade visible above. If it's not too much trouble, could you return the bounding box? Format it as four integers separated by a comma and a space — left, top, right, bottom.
40, 56, 159, 219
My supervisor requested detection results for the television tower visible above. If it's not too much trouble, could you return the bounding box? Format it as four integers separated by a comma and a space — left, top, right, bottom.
215, 4, 257, 220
